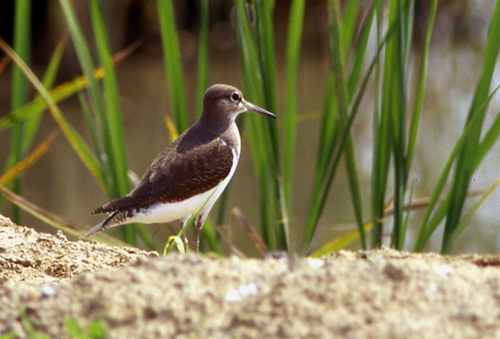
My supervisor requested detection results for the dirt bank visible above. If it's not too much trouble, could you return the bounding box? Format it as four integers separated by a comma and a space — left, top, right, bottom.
1, 214, 499, 338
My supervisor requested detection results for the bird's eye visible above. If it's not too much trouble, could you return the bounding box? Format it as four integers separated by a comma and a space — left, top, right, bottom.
231, 92, 240, 102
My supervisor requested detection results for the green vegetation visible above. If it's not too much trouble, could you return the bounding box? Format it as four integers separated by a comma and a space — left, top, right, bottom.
1, 0, 500, 255
0, 313, 107, 339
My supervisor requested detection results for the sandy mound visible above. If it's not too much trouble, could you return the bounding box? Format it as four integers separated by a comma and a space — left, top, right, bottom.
1, 214, 500, 338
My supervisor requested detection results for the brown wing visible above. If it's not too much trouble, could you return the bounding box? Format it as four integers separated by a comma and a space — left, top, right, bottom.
92, 134, 234, 215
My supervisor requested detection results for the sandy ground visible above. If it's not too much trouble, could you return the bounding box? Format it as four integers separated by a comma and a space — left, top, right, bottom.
1, 214, 500, 338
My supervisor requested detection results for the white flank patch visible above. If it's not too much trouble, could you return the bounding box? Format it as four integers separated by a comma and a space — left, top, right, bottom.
129, 187, 218, 224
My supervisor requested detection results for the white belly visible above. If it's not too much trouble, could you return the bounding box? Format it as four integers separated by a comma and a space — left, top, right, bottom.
129, 186, 219, 224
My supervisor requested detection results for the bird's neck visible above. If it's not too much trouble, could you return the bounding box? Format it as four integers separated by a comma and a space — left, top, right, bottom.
198, 113, 235, 135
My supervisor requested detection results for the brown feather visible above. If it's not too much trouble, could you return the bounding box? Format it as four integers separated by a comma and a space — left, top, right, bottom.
92, 121, 235, 215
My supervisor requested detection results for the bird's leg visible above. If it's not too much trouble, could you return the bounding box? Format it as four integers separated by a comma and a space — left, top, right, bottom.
179, 217, 190, 251
192, 214, 205, 253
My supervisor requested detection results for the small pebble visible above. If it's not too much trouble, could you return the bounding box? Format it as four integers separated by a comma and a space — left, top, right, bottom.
225, 282, 260, 303
41, 285, 56, 297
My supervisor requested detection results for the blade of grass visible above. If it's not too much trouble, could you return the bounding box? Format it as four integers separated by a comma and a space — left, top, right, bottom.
282, 0, 305, 249
7, 0, 32, 223
0, 184, 127, 246
89, 0, 155, 247
449, 176, 500, 247
0, 42, 139, 132
340, 0, 361, 59
413, 85, 500, 251
253, 0, 284, 248
309, 221, 373, 258
234, 0, 279, 250
78, 92, 103, 167
310, 195, 403, 257
254, 0, 278, 114
0, 37, 107, 190
406, 0, 438, 176
195, 0, 209, 117
0, 131, 108, 242
158, 0, 188, 132
327, 0, 365, 248
372, 0, 404, 248
388, 0, 411, 249
472, 90, 500, 170
232, 207, 269, 257
441, 0, 500, 253
0, 33, 65, 210
303, 3, 388, 252
89, 0, 129, 196
310, 182, 434, 257
303, 76, 339, 250
0, 130, 58, 186
234, 0, 264, 101
253, 0, 279, 164
23, 33, 68, 156
58, 0, 106, 136
58, 0, 113, 194
59, 0, 145, 245
347, 2, 376, 96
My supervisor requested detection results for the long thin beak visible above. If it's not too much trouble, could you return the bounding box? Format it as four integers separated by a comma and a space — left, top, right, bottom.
243, 99, 276, 119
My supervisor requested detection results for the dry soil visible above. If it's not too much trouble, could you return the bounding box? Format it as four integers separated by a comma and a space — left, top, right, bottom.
1, 213, 500, 338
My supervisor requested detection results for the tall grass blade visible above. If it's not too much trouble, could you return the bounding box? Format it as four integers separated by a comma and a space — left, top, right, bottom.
413, 86, 500, 251
253, 0, 284, 247
88, 0, 130, 202
59, 0, 141, 244
7, 0, 31, 223
340, 0, 361, 57
57, 0, 112, 189
196, 0, 209, 117
158, 0, 188, 132
58, 0, 106, 127
389, 0, 412, 249
23, 33, 68, 155
441, 0, 500, 253
347, 3, 376, 96
234, 0, 282, 250
474, 103, 500, 170
303, 2, 383, 252
303, 77, 338, 251
406, 0, 438, 176
450, 177, 500, 247
252, 0, 279, 157
282, 0, 305, 245
91, 1, 156, 247
371, 0, 413, 249
328, 0, 365, 247
254, 0, 278, 114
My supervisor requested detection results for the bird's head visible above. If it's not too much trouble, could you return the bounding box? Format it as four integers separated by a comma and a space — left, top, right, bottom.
201, 84, 276, 126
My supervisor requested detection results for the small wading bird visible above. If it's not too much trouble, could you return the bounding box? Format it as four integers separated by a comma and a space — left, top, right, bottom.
84, 84, 276, 251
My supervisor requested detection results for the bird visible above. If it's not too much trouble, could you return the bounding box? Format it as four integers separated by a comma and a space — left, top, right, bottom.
83, 84, 276, 252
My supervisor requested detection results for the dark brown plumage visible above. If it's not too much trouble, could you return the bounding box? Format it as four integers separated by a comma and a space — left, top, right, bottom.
84, 84, 276, 251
